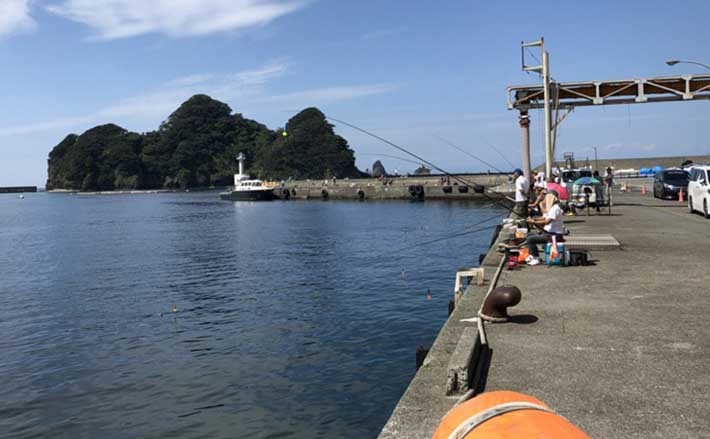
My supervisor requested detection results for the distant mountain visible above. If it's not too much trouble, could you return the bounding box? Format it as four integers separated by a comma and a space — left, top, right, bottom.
46, 95, 365, 190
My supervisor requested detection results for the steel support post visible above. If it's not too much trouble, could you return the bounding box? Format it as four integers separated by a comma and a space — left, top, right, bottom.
519, 111, 531, 183
542, 50, 553, 179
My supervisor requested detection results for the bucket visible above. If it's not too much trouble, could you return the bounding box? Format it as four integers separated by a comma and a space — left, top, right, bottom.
545, 243, 565, 266
518, 247, 530, 262
506, 250, 519, 270
432, 390, 591, 439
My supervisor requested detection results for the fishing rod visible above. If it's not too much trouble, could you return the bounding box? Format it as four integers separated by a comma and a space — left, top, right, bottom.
389, 212, 507, 255
392, 224, 502, 255
435, 136, 506, 174
326, 116, 519, 213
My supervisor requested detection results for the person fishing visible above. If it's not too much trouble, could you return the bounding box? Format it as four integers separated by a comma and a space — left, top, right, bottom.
524, 190, 566, 266
528, 184, 547, 216
512, 168, 529, 219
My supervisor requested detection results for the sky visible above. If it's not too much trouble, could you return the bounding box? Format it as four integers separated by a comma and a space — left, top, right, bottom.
1, 0, 709, 186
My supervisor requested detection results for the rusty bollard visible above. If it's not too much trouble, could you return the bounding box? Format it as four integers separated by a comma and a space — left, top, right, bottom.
479, 286, 521, 323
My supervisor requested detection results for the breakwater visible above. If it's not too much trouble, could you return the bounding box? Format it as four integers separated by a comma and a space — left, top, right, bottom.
0, 186, 37, 193
271, 174, 511, 201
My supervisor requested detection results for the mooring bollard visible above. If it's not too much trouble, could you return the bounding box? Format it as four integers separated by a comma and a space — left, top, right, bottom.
479, 286, 522, 323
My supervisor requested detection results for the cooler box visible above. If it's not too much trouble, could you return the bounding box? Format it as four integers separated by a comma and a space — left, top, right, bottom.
545, 243, 566, 266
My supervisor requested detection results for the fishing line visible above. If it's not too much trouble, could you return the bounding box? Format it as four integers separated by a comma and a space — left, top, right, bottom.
390, 222, 502, 255
326, 116, 518, 213
384, 211, 507, 256
480, 136, 516, 169
358, 152, 424, 167
435, 136, 506, 173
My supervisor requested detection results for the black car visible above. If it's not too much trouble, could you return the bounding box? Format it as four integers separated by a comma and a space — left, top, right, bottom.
653, 169, 689, 199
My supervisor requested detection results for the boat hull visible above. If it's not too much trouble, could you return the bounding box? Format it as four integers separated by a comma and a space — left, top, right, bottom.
220, 189, 275, 201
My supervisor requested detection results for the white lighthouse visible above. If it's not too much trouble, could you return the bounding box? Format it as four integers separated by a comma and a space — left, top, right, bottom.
234, 153, 249, 186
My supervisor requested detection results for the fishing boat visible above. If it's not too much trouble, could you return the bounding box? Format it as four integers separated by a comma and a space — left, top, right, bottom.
219, 153, 275, 201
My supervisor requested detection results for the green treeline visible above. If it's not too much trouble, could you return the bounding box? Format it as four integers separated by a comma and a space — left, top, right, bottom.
46, 95, 365, 190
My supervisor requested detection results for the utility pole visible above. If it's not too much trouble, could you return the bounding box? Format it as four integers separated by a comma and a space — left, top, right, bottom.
542, 46, 552, 179
592, 146, 598, 172
520, 37, 553, 179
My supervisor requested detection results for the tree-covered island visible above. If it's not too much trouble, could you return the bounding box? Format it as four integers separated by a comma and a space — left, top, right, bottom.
46, 95, 365, 190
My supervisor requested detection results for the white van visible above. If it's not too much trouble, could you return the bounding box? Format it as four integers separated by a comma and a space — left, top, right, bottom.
687, 165, 710, 218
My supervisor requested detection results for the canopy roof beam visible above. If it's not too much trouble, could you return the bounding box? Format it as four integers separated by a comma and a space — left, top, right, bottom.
507, 74, 710, 110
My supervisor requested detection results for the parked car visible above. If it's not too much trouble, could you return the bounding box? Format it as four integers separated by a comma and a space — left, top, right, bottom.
653, 169, 689, 199
687, 166, 710, 218
560, 168, 592, 193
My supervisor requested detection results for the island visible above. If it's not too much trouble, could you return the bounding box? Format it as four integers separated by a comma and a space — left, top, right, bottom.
46, 95, 365, 191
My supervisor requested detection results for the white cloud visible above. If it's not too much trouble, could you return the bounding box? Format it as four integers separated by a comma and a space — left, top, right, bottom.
253, 84, 397, 106
0, 60, 396, 136
0, 114, 95, 136
164, 73, 214, 87
0, 0, 35, 38
86, 60, 291, 122
46, 0, 307, 40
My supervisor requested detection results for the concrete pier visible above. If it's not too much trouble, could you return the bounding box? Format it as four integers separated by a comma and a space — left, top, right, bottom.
378, 191, 710, 438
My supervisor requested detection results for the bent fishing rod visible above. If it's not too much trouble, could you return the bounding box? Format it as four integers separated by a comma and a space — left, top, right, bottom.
326, 116, 519, 214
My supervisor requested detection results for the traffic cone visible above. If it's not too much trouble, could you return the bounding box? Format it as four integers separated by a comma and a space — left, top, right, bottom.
678, 188, 685, 203
641, 185, 647, 195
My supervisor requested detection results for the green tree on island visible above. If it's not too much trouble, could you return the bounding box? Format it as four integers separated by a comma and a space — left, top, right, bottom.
256, 108, 363, 180
46, 95, 364, 191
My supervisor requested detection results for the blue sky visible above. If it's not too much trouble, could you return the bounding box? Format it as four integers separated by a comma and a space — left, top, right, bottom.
1, 0, 709, 186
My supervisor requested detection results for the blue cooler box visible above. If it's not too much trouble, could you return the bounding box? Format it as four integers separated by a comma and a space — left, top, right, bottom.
545, 243, 566, 266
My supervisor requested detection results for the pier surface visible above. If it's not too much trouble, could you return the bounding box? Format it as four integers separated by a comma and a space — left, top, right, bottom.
378, 191, 710, 438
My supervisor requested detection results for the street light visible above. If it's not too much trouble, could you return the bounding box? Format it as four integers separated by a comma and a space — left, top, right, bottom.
666, 59, 710, 71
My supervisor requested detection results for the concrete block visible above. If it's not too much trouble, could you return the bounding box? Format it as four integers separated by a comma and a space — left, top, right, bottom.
445, 327, 480, 396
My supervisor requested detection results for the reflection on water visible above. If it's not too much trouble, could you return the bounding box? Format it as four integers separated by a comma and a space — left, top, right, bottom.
0, 192, 504, 438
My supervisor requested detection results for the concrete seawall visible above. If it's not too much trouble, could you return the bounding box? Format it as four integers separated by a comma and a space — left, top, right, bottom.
270, 174, 511, 201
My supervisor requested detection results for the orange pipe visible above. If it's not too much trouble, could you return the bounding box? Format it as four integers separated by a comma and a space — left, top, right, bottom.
433, 391, 591, 439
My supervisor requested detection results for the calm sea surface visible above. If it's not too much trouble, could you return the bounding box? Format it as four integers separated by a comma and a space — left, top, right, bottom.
0, 191, 504, 439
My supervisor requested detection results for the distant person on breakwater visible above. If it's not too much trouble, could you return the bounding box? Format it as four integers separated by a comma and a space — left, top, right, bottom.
604, 167, 614, 187
512, 169, 529, 219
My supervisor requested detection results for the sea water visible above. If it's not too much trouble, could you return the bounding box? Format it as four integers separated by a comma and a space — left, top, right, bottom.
0, 191, 504, 439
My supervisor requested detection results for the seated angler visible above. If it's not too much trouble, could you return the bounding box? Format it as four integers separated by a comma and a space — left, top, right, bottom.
524, 190, 566, 266
528, 184, 547, 217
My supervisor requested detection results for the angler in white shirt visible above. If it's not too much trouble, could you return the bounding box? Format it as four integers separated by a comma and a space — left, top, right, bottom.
512, 168, 529, 219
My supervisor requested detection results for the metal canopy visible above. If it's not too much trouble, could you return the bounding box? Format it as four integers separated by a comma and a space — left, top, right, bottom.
507, 74, 710, 110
